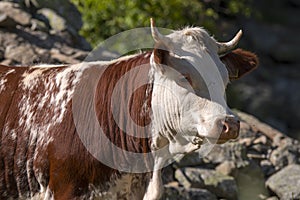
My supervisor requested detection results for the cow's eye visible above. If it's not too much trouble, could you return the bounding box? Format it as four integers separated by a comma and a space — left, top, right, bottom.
178, 74, 192, 85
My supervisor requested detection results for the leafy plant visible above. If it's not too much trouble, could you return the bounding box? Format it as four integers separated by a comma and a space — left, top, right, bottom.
71, 0, 253, 47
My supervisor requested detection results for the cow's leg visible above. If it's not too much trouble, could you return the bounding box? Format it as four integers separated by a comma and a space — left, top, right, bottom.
143, 156, 165, 200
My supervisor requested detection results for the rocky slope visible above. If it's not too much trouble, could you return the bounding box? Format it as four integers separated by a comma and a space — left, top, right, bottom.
226, 0, 300, 141
0, 1, 90, 66
0, 1, 299, 199
163, 111, 300, 200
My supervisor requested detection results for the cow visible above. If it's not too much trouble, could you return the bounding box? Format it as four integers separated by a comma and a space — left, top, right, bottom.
0, 19, 258, 200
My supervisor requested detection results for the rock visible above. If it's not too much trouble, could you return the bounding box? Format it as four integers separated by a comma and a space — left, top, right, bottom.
162, 165, 176, 184
266, 197, 279, 200
269, 139, 300, 170
175, 167, 204, 189
266, 164, 300, 199
37, 8, 66, 32
0, 13, 18, 27
0, 48, 4, 61
30, 18, 49, 32
253, 135, 268, 145
175, 168, 238, 199
71, 51, 89, 61
236, 111, 286, 146
0, 59, 14, 66
216, 161, 236, 176
50, 48, 80, 64
260, 160, 276, 177
174, 152, 205, 168
4, 44, 39, 64
204, 142, 248, 168
0, 2, 31, 26
33, 0, 83, 31
162, 185, 217, 200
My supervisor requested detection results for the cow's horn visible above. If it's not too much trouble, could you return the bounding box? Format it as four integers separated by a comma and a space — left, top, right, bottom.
150, 18, 164, 43
217, 30, 242, 54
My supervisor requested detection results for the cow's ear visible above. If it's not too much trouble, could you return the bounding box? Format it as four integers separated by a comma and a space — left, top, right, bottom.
152, 48, 168, 74
220, 48, 259, 80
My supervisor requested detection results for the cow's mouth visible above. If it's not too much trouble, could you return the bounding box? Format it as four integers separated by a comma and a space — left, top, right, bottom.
191, 135, 205, 145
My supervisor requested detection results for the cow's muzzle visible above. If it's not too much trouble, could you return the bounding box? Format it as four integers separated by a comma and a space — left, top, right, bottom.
217, 116, 240, 144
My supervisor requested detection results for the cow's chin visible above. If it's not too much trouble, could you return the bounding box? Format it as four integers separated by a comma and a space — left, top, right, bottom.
196, 125, 226, 144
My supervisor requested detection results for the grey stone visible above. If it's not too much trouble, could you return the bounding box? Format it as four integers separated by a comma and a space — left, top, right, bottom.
216, 161, 236, 176
4, 44, 39, 64
260, 160, 275, 177
30, 18, 49, 32
270, 140, 300, 170
204, 142, 248, 167
175, 152, 205, 168
37, 8, 67, 32
162, 185, 217, 200
0, 13, 17, 27
0, 48, 4, 61
0, 2, 31, 26
253, 135, 268, 145
266, 197, 279, 200
266, 164, 300, 200
175, 168, 238, 199
50, 49, 80, 64
71, 51, 89, 61
175, 167, 204, 189
34, 0, 83, 31
162, 165, 176, 184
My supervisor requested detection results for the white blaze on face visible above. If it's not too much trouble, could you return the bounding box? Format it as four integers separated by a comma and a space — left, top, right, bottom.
150, 27, 231, 142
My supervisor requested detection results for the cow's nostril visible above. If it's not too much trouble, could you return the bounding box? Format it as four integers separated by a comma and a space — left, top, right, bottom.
222, 121, 229, 133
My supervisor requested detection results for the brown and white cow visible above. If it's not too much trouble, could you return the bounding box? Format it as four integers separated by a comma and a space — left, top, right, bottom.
0, 19, 258, 199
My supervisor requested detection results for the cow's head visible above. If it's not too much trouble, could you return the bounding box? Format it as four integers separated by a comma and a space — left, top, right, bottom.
149, 19, 258, 151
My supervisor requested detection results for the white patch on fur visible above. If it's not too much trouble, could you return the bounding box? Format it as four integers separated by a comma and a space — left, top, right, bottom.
19, 62, 90, 133
21, 68, 49, 88
0, 78, 7, 92
10, 129, 17, 140
0, 69, 15, 92
32, 64, 66, 68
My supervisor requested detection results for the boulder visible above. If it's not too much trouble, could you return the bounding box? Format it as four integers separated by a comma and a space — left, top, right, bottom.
163, 185, 217, 200
0, 2, 31, 26
0, 13, 18, 27
266, 164, 300, 200
175, 167, 238, 199
4, 44, 39, 64
174, 152, 205, 168
269, 138, 300, 170
37, 8, 66, 32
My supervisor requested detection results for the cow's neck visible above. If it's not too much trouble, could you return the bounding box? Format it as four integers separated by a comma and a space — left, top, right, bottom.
94, 51, 154, 158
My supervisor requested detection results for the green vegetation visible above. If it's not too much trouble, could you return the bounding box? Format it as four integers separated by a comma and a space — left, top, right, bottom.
71, 0, 253, 47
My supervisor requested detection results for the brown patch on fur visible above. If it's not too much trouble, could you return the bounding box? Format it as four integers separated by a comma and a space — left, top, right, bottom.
95, 52, 153, 154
